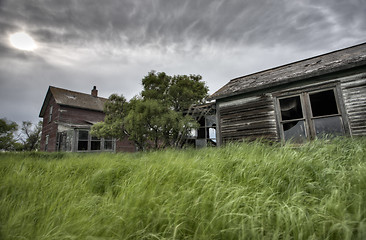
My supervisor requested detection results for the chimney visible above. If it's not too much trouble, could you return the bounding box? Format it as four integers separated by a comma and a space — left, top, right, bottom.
91, 86, 98, 97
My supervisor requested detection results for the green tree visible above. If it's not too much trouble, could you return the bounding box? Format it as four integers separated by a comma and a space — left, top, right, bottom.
19, 121, 42, 151
91, 94, 128, 139
141, 71, 209, 111
0, 118, 18, 151
92, 71, 208, 150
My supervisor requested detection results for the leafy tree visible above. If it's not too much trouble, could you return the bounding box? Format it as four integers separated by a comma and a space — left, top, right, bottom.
91, 94, 128, 139
0, 118, 18, 151
168, 74, 209, 111
92, 71, 208, 150
141, 71, 209, 111
19, 121, 42, 151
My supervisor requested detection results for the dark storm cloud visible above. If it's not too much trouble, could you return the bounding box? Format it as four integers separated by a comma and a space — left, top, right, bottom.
0, 0, 365, 125
2, 0, 365, 52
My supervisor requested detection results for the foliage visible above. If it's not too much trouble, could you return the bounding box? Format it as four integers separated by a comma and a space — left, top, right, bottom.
1, 137, 366, 239
19, 121, 42, 151
92, 71, 208, 150
0, 118, 18, 151
141, 71, 209, 111
91, 94, 128, 139
124, 97, 199, 149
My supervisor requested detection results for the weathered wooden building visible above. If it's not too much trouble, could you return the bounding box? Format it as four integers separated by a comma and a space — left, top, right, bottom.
208, 42, 366, 145
39, 86, 136, 152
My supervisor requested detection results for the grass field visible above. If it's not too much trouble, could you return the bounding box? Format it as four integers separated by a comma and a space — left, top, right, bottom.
1, 137, 366, 239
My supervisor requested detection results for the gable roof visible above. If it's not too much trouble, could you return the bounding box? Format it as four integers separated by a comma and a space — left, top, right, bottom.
39, 86, 108, 117
208, 42, 366, 100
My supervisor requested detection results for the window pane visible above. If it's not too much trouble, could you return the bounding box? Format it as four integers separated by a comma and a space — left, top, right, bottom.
279, 96, 303, 120
78, 130, 89, 140
283, 120, 307, 143
206, 115, 216, 127
104, 141, 113, 150
314, 116, 344, 138
310, 90, 338, 117
198, 127, 205, 139
208, 127, 216, 141
91, 141, 101, 150
78, 141, 88, 151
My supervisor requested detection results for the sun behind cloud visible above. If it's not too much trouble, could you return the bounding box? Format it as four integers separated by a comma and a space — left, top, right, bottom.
9, 32, 37, 51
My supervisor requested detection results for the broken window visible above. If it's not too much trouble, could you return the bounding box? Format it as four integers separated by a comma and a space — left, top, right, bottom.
277, 87, 346, 142
194, 115, 217, 147
309, 90, 344, 138
279, 96, 307, 143
206, 115, 217, 144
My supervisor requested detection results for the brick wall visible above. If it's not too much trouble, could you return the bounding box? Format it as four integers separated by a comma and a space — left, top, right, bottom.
40, 97, 59, 152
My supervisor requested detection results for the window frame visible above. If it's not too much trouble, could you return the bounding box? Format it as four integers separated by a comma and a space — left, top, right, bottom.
48, 106, 53, 123
274, 84, 350, 142
76, 129, 115, 152
277, 94, 308, 143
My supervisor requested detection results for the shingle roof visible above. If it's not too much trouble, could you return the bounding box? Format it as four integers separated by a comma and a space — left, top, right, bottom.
39, 86, 107, 117
208, 42, 366, 100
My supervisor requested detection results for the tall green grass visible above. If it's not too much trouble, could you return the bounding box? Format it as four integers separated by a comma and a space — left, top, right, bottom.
1, 137, 366, 239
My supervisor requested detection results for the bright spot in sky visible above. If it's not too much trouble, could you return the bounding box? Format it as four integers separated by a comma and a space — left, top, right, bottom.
9, 32, 37, 51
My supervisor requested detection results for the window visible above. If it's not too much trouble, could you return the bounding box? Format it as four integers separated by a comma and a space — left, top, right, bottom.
91, 136, 101, 151
76, 129, 115, 152
277, 88, 346, 142
195, 115, 217, 147
48, 106, 53, 123
279, 96, 307, 143
45, 135, 49, 151
104, 137, 114, 150
309, 90, 344, 138
77, 130, 89, 151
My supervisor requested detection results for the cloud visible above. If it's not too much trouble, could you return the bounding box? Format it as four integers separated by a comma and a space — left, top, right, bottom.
0, 0, 365, 124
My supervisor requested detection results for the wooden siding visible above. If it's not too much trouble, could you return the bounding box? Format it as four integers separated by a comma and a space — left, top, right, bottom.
340, 72, 366, 136
218, 94, 278, 143
59, 105, 105, 125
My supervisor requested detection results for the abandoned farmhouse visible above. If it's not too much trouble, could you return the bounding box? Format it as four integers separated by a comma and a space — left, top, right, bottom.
39, 86, 135, 152
209, 42, 366, 145
39, 42, 366, 152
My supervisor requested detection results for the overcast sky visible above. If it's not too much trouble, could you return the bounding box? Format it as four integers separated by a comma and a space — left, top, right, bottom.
1, 0, 365, 125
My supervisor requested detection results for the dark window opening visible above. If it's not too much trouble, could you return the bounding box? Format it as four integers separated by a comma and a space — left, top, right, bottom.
78, 130, 89, 151
78, 130, 88, 140
310, 90, 338, 117
91, 141, 101, 150
78, 141, 88, 151
279, 96, 303, 120
104, 140, 113, 150
91, 136, 101, 151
